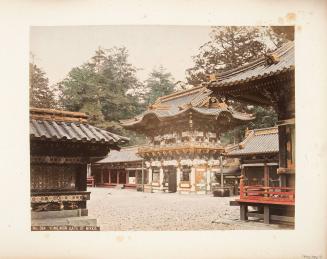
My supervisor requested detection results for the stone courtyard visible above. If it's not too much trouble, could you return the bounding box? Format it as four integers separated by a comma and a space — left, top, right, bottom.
87, 187, 292, 231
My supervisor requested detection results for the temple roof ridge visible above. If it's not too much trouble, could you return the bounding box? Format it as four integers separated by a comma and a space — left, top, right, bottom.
155, 85, 204, 103
208, 41, 294, 87
30, 107, 129, 146
30, 107, 88, 123
120, 84, 254, 130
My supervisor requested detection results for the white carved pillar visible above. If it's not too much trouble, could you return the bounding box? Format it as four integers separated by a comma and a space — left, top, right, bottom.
148, 167, 153, 185
206, 167, 211, 192
191, 166, 196, 192
87, 164, 91, 177
176, 166, 181, 192
159, 167, 164, 190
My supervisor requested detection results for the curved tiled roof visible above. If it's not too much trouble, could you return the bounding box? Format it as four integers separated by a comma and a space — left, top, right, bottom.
226, 127, 279, 156
30, 108, 129, 145
208, 41, 294, 88
95, 146, 142, 164
121, 86, 253, 127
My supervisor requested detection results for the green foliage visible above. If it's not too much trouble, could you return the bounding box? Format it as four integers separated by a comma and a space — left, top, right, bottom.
221, 106, 278, 145
58, 47, 178, 145
29, 63, 56, 108
186, 26, 288, 85
58, 47, 147, 142
248, 106, 278, 129
186, 26, 287, 144
270, 26, 294, 41
144, 66, 176, 105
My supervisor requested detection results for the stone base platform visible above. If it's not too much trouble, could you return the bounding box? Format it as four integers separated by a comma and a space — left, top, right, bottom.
31, 209, 99, 231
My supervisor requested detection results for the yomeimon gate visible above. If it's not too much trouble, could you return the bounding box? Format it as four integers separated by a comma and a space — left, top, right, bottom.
208, 41, 295, 223
121, 86, 253, 194
30, 108, 128, 230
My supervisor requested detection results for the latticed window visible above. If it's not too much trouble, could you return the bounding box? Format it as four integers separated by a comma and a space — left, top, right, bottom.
163, 168, 170, 184
181, 166, 191, 181
152, 168, 160, 183
31, 164, 77, 191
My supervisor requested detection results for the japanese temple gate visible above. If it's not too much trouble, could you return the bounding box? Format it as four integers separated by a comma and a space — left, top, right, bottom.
121, 86, 252, 194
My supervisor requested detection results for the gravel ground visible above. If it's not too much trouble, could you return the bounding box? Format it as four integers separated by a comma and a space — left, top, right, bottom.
87, 187, 293, 231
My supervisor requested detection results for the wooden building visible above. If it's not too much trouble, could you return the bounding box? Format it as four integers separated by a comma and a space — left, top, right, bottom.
30, 108, 128, 230
208, 41, 295, 223
226, 127, 280, 189
121, 86, 253, 194
91, 146, 146, 191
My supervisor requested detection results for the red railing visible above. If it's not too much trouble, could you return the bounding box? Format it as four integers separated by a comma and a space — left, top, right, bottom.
239, 176, 295, 205
87, 176, 95, 187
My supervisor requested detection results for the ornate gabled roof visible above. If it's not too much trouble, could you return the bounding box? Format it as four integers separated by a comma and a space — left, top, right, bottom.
226, 127, 279, 157
208, 41, 294, 89
30, 107, 129, 146
120, 86, 253, 129
95, 146, 142, 164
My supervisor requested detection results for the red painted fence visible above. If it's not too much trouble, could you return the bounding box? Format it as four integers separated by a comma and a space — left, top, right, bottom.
239, 176, 295, 205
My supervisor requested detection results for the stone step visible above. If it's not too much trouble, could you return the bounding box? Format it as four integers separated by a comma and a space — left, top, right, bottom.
31, 209, 86, 219
32, 216, 97, 227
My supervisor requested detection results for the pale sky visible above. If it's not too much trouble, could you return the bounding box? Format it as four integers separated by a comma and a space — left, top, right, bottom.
30, 25, 212, 86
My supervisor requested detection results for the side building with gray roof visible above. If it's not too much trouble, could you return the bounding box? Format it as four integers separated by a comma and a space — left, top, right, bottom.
225, 127, 279, 187
91, 146, 146, 191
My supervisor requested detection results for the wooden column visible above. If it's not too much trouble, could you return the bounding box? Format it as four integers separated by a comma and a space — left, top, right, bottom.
190, 166, 196, 192
76, 164, 87, 191
100, 168, 104, 184
264, 163, 269, 187
220, 155, 224, 188
240, 204, 248, 221
264, 163, 269, 198
126, 170, 129, 184
264, 205, 270, 224
159, 167, 164, 190
117, 170, 120, 184
239, 175, 244, 199
148, 167, 153, 185
278, 125, 287, 187
176, 166, 181, 192
87, 164, 91, 177
206, 167, 211, 192
108, 170, 111, 184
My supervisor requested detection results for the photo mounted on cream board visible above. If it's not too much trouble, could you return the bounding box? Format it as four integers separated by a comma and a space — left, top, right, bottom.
0, 1, 326, 259
30, 25, 295, 231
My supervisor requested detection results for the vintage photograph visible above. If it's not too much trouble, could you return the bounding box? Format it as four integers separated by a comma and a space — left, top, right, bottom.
29, 25, 295, 231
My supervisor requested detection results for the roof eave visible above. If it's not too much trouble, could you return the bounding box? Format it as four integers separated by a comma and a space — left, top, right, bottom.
226, 151, 279, 157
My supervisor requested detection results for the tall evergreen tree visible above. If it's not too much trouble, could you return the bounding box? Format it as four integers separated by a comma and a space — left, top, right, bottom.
144, 66, 176, 105
29, 63, 56, 108
185, 26, 290, 143
58, 46, 147, 144
186, 26, 288, 85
